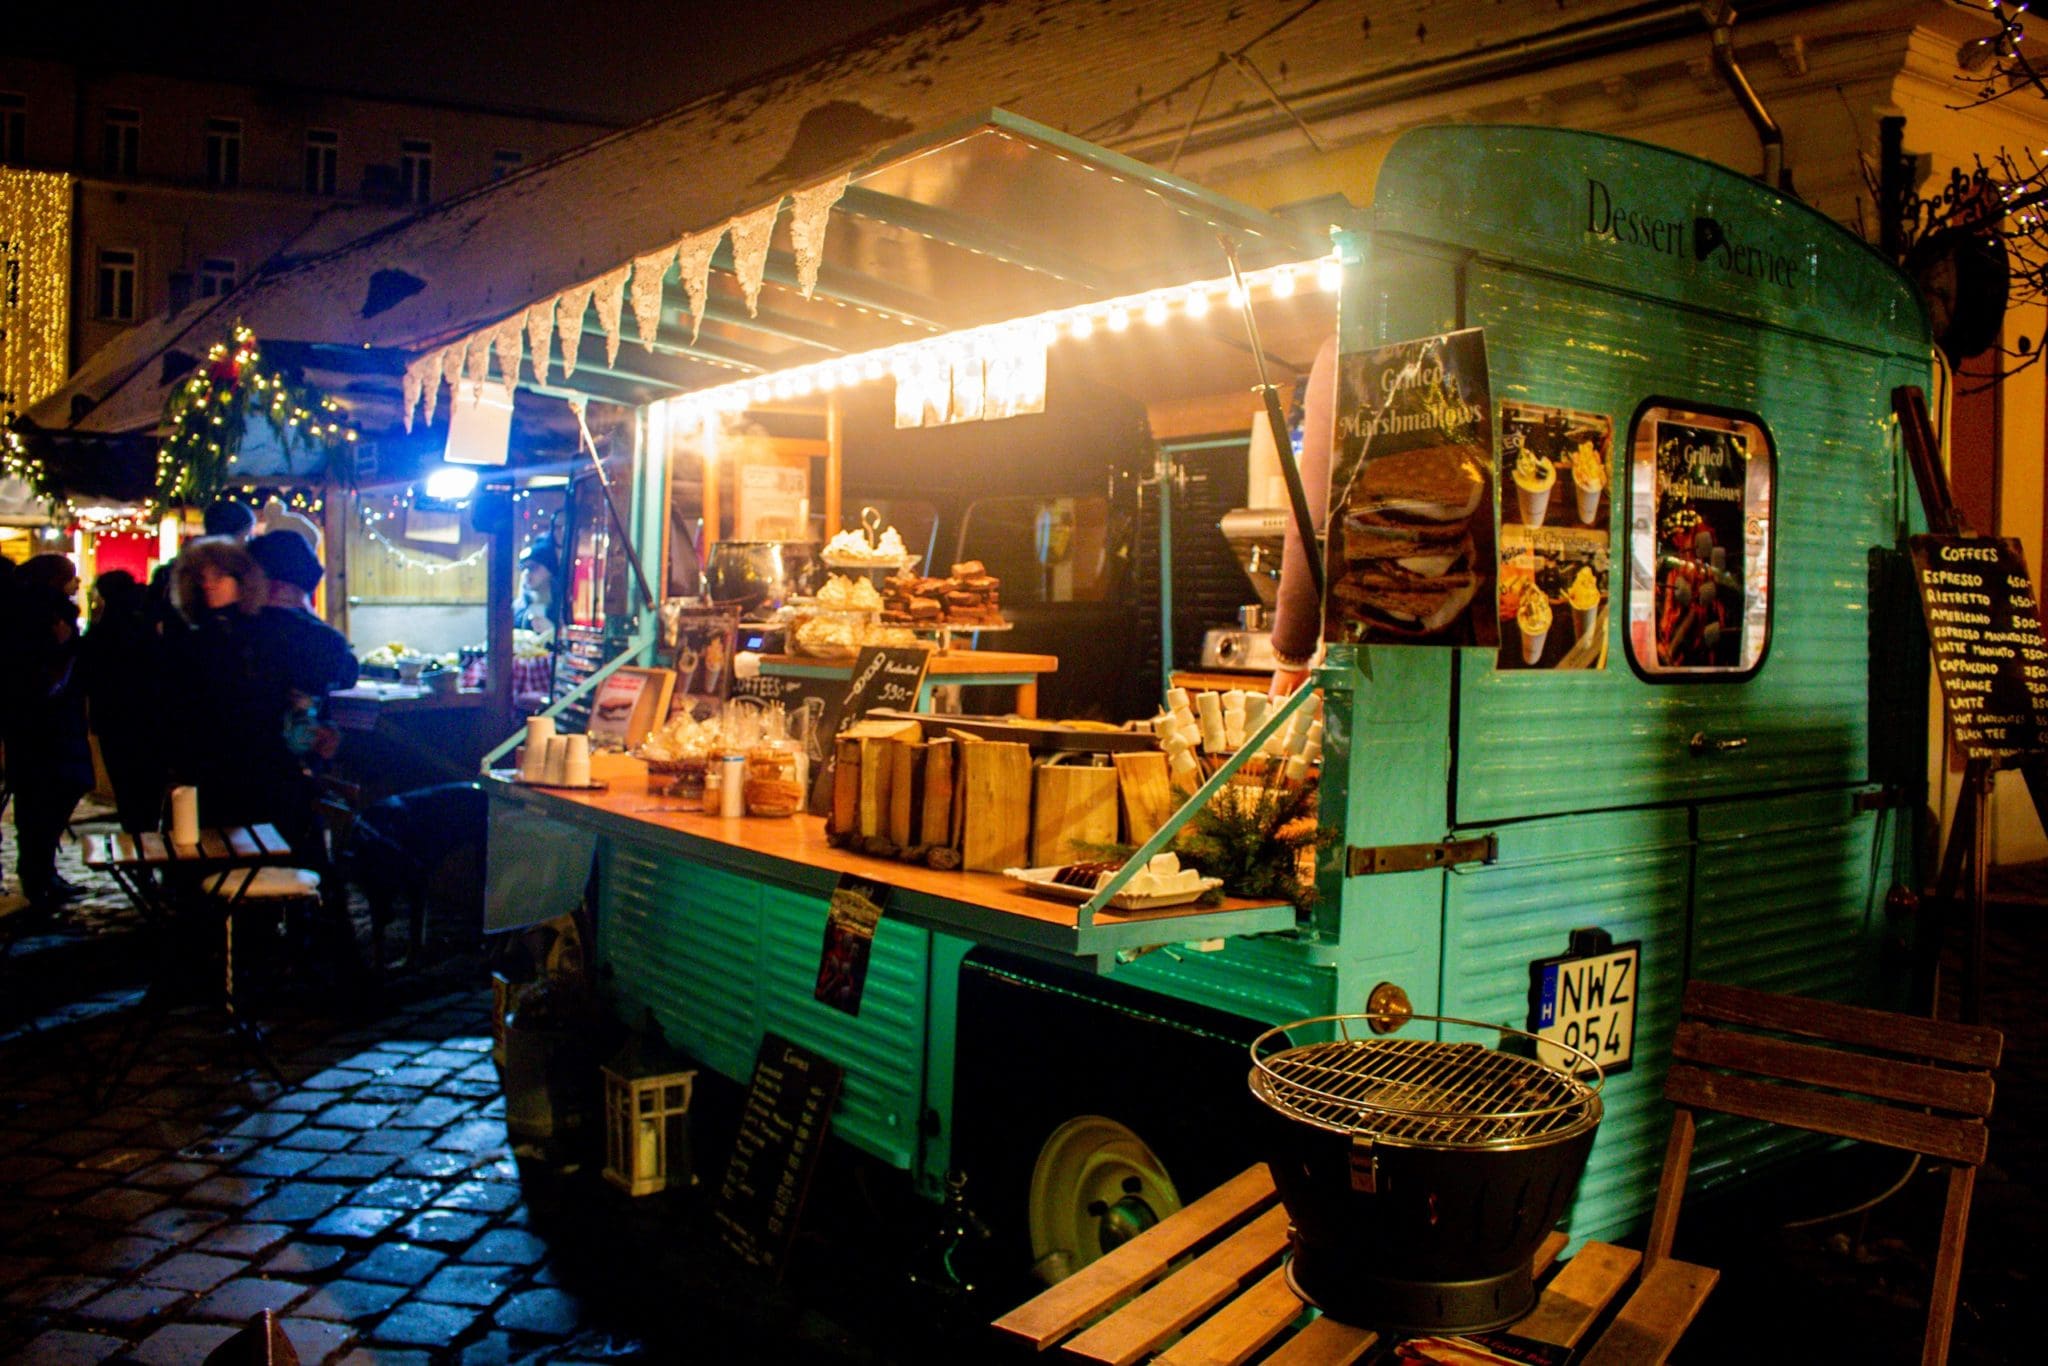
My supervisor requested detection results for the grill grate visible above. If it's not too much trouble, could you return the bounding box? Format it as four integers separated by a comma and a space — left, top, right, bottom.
1252, 1021, 1601, 1148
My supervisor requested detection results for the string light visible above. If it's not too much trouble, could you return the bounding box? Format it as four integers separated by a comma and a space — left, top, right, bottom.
2, 430, 73, 523
650, 254, 1334, 428
0, 168, 73, 426
357, 498, 488, 575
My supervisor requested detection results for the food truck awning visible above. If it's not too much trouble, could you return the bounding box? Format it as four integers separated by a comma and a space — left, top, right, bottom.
31, 104, 1325, 438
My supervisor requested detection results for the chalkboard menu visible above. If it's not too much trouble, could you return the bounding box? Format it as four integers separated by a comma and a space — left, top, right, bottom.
713, 1033, 843, 1275
1908, 534, 2048, 761
842, 645, 933, 718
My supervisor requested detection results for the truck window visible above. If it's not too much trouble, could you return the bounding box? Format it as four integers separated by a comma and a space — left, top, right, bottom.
956, 495, 1114, 605
1624, 401, 1775, 680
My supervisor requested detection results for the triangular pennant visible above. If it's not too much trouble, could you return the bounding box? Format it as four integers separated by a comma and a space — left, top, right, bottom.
462, 330, 490, 400
630, 245, 675, 351
788, 173, 849, 301
401, 357, 425, 434
525, 299, 555, 385
728, 199, 782, 317
556, 281, 596, 377
421, 345, 450, 427
674, 226, 723, 344
593, 263, 632, 368
493, 316, 525, 394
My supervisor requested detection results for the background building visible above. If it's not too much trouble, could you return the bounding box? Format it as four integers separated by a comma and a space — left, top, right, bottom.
0, 56, 614, 424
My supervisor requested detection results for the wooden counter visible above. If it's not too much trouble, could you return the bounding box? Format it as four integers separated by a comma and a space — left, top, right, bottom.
486, 773, 1295, 969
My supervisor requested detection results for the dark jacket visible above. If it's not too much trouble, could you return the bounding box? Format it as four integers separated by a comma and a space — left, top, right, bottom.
2, 583, 93, 792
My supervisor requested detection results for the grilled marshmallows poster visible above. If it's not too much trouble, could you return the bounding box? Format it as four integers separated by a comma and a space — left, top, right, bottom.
1323, 329, 1497, 648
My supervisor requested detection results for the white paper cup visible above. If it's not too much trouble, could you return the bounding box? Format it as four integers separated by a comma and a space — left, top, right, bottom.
1576, 481, 1602, 525
542, 735, 569, 786
1521, 622, 1550, 665
1517, 481, 1551, 527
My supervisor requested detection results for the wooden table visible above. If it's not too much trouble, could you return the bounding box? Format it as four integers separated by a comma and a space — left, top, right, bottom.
81, 823, 303, 1091
994, 1164, 1718, 1365
758, 649, 1060, 717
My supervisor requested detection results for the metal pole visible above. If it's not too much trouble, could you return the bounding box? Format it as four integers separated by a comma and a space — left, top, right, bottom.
1221, 236, 1325, 601
1157, 445, 1175, 698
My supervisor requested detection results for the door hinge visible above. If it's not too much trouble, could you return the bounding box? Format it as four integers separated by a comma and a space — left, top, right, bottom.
1346, 835, 1497, 877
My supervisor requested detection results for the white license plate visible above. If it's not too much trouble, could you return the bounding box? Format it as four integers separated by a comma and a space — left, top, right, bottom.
1534, 945, 1638, 1076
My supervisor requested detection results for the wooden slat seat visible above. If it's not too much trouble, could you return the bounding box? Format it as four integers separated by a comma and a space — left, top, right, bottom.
993, 1173, 1697, 1364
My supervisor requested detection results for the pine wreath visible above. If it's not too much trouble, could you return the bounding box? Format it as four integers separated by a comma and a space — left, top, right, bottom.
156, 323, 357, 514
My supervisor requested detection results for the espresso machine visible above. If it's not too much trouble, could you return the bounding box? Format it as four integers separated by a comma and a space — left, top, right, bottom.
1202, 507, 1288, 672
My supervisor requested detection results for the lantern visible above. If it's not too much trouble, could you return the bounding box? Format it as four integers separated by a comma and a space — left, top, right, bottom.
602, 1028, 697, 1197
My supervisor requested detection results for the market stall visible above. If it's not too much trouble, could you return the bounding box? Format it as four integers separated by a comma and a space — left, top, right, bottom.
451, 116, 1931, 1278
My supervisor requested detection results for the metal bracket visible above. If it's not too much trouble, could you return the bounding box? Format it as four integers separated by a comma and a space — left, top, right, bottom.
1348, 1136, 1378, 1193
1346, 835, 1497, 877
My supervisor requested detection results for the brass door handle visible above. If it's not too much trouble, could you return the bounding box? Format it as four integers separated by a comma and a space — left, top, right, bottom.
1689, 732, 1749, 757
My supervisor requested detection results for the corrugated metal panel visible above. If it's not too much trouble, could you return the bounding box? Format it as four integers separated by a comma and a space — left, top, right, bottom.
1455, 263, 1895, 824
759, 886, 929, 1171
1687, 789, 1891, 1185
1442, 808, 1691, 1244
602, 841, 761, 1082
596, 838, 932, 1171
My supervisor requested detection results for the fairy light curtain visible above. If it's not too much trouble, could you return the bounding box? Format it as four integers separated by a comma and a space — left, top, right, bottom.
0, 168, 72, 427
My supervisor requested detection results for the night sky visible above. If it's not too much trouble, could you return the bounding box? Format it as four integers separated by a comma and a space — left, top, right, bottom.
12, 1, 948, 124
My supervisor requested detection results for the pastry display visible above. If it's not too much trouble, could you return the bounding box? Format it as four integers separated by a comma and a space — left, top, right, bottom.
883, 559, 1004, 627
823, 524, 911, 565
1046, 852, 1211, 897
815, 574, 885, 611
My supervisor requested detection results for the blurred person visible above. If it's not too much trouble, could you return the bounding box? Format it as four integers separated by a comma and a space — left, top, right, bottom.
162, 538, 279, 837
247, 530, 358, 776
81, 570, 167, 836
2, 554, 92, 906
514, 534, 558, 636
202, 499, 256, 541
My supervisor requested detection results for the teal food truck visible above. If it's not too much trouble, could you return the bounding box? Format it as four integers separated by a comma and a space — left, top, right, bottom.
486, 117, 1929, 1279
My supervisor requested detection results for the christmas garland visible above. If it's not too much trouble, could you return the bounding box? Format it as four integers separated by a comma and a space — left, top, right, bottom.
1, 428, 72, 521
155, 323, 357, 515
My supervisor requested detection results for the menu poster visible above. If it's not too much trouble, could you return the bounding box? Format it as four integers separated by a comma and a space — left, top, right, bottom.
1648, 419, 1749, 669
713, 1033, 843, 1278
814, 873, 889, 1016
1324, 328, 1497, 648
665, 604, 740, 723
1908, 535, 2048, 761
1498, 403, 1613, 670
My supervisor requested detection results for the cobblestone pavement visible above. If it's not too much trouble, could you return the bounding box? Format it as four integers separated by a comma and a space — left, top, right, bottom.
5, 800, 2042, 1363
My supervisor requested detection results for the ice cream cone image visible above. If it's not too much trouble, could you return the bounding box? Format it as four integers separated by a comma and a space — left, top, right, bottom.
1566, 566, 1601, 643
1512, 448, 1556, 527
1518, 591, 1553, 665
1570, 439, 1605, 525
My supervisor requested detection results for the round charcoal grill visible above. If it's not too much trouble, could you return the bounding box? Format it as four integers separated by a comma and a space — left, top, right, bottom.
1248, 1013, 1603, 1334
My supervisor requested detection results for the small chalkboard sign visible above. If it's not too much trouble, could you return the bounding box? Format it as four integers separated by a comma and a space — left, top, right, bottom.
842, 644, 933, 719
713, 1033, 843, 1276
1908, 534, 2048, 761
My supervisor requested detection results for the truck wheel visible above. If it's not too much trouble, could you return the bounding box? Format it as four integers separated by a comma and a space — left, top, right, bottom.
1026, 1115, 1181, 1283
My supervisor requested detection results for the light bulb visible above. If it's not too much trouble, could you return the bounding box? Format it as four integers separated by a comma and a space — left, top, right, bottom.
1185, 289, 1210, 318
1107, 306, 1130, 332
1272, 270, 1297, 298
1318, 258, 1344, 292
1143, 296, 1169, 326
1069, 313, 1093, 340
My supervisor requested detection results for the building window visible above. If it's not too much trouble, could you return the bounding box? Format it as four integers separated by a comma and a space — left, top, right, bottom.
196, 257, 236, 298
96, 248, 137, 321
103, 106, 140, 176
399, 138, 433, 205
304, 128, 338, 195
0, 92, 23, 165
491, 148, 524, 179
204, 117, 241, 188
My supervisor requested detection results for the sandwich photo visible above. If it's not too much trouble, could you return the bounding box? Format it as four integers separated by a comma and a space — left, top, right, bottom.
1331, 442, 1489, 638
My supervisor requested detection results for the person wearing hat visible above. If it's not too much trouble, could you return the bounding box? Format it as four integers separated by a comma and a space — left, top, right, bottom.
515, 534, 558, 637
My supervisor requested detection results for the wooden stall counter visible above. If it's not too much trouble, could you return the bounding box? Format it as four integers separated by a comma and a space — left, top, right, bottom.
485, 772, 1294, 970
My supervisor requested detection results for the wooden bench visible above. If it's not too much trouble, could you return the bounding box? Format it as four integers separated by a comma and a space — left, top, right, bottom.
992, 1163, 1716, 1365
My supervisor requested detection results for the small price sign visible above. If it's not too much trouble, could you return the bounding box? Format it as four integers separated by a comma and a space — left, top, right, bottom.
1527, 928, 1639, 1078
